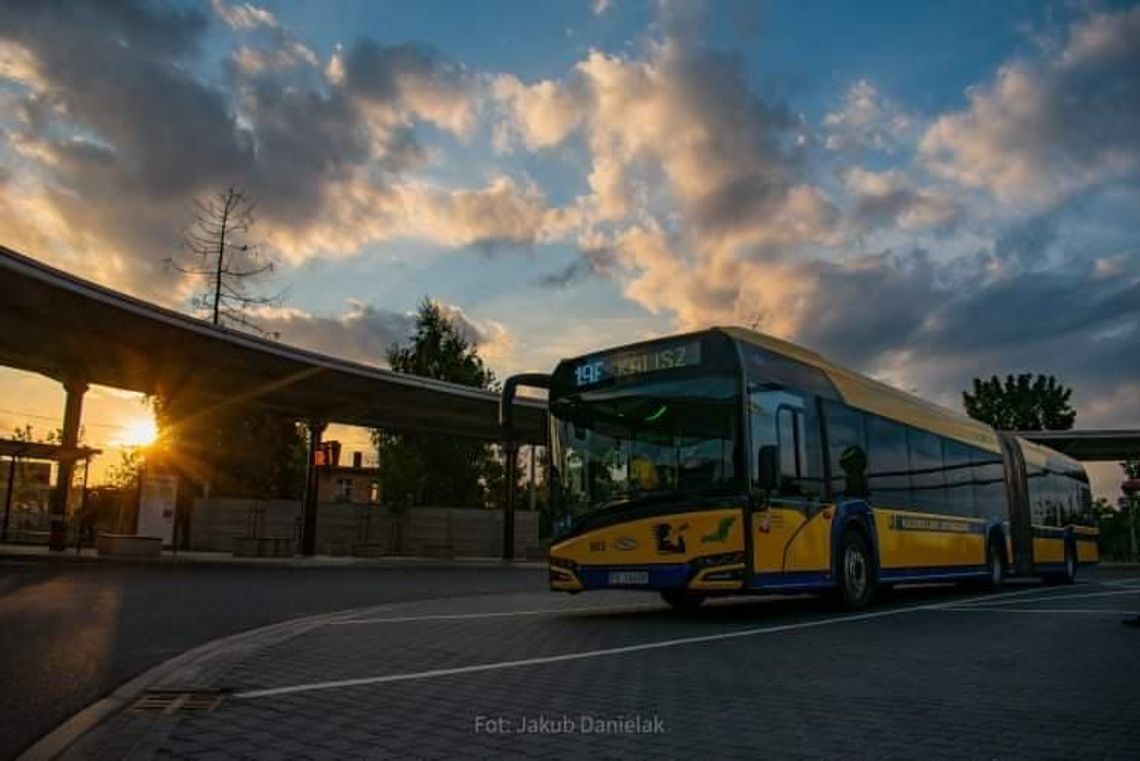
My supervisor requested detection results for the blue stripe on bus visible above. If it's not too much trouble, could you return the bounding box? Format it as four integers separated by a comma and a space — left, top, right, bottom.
753, 570, 833, 591
879, 565, 989, 583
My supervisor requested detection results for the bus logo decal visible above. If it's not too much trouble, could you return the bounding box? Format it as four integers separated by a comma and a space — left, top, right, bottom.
654, 522, 688, 554
701, 517, 736, 544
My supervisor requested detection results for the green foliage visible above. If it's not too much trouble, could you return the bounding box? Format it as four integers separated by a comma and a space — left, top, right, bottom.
386, 298, 496, 389
153, 396, 307, 499
12, 424, 76, 445
107, 448, 144, 490
373, 298, 500, 509
1088, 460, 1140, 561
962, 373, 1076, 430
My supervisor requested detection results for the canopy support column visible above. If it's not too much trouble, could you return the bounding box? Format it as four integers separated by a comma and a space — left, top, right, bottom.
2, 454, 15, 542
49, 376, 87, 551
500, 374, 550, 561
300, 420, 327, 556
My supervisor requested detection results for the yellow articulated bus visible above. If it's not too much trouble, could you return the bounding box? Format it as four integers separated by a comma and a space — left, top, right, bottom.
539, 327, 1098, 610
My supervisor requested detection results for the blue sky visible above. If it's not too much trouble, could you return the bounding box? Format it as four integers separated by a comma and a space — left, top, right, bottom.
0, 0, 1137, 495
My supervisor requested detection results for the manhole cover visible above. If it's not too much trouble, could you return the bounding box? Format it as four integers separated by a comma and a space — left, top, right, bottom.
129, 690, 227, 714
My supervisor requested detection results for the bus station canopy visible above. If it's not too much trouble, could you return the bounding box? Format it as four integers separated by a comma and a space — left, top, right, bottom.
1014, 430, 1140, 462
0, 439, 101, 462
0, 245, 546, 443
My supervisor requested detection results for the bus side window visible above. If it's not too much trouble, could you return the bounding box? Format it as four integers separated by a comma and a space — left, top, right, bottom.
775, 405, 822, 499
1026, 465, 1048, 525
942, 439, 977, 518
866, 415, 910, 509
970, 448, 1005, 518
824, 401, 868, 501
777, 407, 802, 480
907, 427, 947, 513
752, 392, 824, 500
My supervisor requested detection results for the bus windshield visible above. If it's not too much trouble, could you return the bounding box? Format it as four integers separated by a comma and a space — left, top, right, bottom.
549, 374, 742, 535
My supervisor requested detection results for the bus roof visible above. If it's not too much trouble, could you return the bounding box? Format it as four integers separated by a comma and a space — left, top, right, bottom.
718, 326, 1003, 454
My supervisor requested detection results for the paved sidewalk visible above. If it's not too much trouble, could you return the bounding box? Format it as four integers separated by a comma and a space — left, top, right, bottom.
0, 543, 546, 570
42, 571, 1140, 761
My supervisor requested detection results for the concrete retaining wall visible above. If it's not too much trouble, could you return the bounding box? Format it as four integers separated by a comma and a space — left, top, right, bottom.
188, 498, 539, 558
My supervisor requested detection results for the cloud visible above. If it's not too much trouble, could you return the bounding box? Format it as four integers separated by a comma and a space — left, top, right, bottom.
264, 174, 551, 260
251, 300, 513, 368
211, 0, 278, 30
823, 79, 913, 154
537, 246, 616, 288
395, 178, 549, 251
0, 0, 534, 303
339, 40, 476, 136
494, 36, 835, 259
492, 74, 586, 151
844, 168, 960, 231
919, 6, 1140, 207
232, 41, 318, 75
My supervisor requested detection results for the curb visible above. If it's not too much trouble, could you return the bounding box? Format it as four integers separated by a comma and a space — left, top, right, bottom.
16, 604, 378, 761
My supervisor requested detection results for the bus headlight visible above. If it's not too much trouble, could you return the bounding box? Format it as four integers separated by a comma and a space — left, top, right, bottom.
549, 555, 577, 572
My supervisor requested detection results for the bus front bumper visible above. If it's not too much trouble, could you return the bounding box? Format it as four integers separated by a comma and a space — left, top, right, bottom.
549, 554, 745, 593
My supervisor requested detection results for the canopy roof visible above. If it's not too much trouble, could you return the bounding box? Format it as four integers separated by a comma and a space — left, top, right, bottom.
0, 245, 546, 443
1013, 430, 1140, 462
0, 438, 100, 461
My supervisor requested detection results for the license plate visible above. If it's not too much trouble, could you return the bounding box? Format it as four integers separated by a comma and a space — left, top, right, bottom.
608, 571, 649, 586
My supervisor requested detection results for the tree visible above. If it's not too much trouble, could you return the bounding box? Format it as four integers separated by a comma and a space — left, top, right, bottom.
12, 424, 81, 445
157, 188, 305, 508
962, 374, 1076, 430
372, 299, 499, 510
107, 448, 144, 491
152, 396, 307, 500
168, 186, 279, 337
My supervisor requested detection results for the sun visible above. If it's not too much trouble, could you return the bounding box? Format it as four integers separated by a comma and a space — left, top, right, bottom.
118, 417, 159, 447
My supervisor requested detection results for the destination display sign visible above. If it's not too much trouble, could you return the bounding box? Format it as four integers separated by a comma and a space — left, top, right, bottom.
571, 340, 702, 388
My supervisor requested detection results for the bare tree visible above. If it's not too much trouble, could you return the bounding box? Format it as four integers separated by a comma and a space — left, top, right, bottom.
169, 187, 280, 337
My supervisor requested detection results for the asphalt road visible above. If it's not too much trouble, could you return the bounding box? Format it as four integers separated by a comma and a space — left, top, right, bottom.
0, 558, 545, 759
61, 566, 1140, 761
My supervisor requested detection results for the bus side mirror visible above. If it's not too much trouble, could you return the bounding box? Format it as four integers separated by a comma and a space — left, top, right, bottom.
756, 445, 778, 492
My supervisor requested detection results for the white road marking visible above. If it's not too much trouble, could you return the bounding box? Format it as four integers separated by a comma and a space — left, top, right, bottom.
1104, 578, 1140, 589
233, 582, 1137, 701
329, 603, 661, 625
952, 588, 1140, 606
940, 582, 1110, 606
236, 602, 951, 700
938, 606, 1139, 615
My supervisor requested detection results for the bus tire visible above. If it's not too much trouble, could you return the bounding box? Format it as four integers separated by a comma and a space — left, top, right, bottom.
984, 537, 1004, 590
660, 589, 705, 612
838, 529, 876, 610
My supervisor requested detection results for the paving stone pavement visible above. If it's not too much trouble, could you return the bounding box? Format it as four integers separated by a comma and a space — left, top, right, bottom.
58, 573, 1140, 760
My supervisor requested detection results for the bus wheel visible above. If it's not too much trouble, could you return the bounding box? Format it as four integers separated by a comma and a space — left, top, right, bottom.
660, 589, 705, 612
838, 530, 876, 610
1062, 543, 1077, 585
985, 539, 1004, 590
